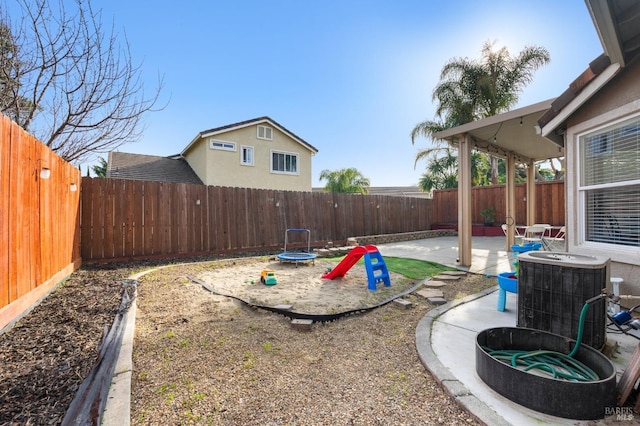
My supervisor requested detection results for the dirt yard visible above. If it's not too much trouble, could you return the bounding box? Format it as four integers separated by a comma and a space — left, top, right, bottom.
0, 254, 496, 425
130, 257, 494, 425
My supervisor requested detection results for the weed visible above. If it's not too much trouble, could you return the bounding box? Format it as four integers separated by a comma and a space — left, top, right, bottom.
137, 371, 150, 381
262, 341, 280, 353
178, 338, 190, 349
165, 392, 175, 405
155, 382, 177, 394
243, 351, 255, 369
165, 330, 176, 339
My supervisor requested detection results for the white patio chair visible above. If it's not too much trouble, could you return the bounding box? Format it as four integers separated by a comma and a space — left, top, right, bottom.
502, 224, 524, 244
542, 226, 566, 251
523, 224, 551, 244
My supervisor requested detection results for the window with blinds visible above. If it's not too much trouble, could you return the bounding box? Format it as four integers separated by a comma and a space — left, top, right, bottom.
579, 115, 640, 247
271, 151, 298, 174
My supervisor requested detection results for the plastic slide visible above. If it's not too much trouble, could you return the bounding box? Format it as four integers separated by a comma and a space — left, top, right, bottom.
322, 246, 370, 279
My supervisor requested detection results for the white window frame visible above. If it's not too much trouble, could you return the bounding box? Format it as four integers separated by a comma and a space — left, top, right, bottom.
270, 150, 299, 175
209, 139, 236, 151
240, 145, 254, 166
576, 112, 640, 258
257, 125, 273, 141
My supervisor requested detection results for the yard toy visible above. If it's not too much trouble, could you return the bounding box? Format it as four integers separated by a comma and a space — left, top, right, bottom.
260, 270, 277, 286
277, 228, 317, 266
322, 245, 391, 291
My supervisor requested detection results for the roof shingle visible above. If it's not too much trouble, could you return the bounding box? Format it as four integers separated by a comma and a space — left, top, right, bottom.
106, 152, 203, 185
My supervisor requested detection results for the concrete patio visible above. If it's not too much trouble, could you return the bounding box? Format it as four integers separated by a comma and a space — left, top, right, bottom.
378, 236, 640, 425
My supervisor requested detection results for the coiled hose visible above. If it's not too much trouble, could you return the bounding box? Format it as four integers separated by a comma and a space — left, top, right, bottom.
483, 295, 603, 382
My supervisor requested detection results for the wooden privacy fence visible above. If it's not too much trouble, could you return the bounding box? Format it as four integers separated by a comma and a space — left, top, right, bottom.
80, 177, 435, 262
432, 181, 565, 226
0, 115, 81, 328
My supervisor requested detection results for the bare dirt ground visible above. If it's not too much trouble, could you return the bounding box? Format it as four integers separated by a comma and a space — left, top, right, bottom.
0, 263, 135, 425
0, 255, 495, 425
130, 257, 494, 425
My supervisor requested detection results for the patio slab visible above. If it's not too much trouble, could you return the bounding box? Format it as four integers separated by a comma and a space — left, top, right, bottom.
376, 237, 640, 424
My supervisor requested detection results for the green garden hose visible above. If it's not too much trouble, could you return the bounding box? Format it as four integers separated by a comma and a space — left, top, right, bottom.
483, 295, 603, 382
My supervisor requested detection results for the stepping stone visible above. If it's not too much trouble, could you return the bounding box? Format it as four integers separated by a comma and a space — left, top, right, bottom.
272, 304, 293, 311
433, 275, 461, 280
428, 297, 447, 305
425, 280, 447, 288
291, 318, 313, 331
415, 289, 444, 299
440, 271, 467, 276
393, 298, 413, 309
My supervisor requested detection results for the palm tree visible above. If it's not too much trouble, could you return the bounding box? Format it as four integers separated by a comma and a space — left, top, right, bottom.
418, 147, 458, 192
418, 149, 491, 192
319, 168, 370, 194
413, 41, 550, 184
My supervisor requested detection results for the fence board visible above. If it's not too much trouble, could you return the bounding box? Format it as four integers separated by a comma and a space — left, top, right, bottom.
1, 116, 81, 324
0, 118, 10, 307
432, 182, 565, 226
79, 178, 435, 261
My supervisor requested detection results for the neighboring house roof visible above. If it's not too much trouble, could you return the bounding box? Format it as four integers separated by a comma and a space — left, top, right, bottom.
312, 186, 430, 198
181, 116, 319, 156
366, 186, 430, 198
106, 152, 203, 185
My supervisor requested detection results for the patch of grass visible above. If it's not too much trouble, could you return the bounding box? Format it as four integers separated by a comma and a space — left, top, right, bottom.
243, 351, 255, 369
155, 383, 177, 394
325, 255, 455, 279
262, 341, 280, 353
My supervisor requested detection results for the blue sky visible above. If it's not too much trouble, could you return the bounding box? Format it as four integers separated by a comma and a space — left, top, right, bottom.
83, 0, 603, 187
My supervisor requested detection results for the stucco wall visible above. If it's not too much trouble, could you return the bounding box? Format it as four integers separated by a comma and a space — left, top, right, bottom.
564, 59, 640, 294
186, 123, 313, 191
185, 138, 208, 183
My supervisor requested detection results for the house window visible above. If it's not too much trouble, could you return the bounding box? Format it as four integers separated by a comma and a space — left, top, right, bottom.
209, 139, 236, 151
257, 125, 273, 140
241, 145, 254, 166
271, 151, 298, 174
579, 115, 640, 248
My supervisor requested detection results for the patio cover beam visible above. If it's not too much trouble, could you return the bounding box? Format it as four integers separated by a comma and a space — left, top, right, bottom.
432, 99, 564, 266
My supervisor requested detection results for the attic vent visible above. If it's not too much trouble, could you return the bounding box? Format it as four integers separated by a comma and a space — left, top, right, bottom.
257, 125, 273, 140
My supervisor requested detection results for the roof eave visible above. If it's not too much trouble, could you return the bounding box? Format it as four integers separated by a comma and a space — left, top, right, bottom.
585, 0, 626, 66
540, 62, 621, 138
182, 117, 319, 156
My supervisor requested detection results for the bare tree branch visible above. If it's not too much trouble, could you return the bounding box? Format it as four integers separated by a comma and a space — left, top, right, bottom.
1, 0, 165, 163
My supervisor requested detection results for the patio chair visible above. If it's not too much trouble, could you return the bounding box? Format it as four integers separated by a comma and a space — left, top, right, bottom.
501, 224, 524, 244
542, 226, 566, 251
522, 224, 551, 244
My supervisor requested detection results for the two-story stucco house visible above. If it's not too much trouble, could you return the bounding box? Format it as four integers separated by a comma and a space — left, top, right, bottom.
106, 117, 318, 191
181, 117, 318, 191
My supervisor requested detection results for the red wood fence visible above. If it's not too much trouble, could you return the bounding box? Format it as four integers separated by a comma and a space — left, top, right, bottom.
432, 181, 565, 226
80, 178, 435, 262
0, 115, 81, 328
